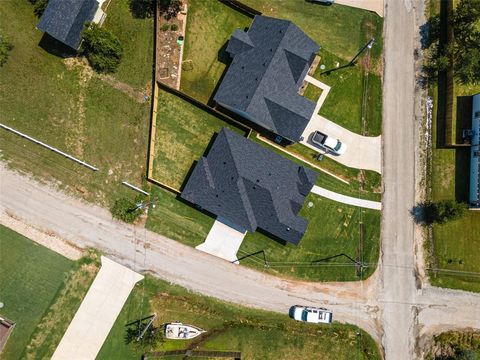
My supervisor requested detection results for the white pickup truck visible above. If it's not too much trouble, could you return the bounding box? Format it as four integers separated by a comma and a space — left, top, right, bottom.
289, 305, 333, 324
311, 131, 347, 155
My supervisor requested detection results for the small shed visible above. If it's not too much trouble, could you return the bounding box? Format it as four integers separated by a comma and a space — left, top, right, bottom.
37, 0, 106, 50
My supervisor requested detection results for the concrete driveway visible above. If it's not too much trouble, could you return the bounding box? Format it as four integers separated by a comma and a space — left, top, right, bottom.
52, 256, 143, 360
301, 113, 382, 173
196, 217, 246, 263
336, 0, 384, 17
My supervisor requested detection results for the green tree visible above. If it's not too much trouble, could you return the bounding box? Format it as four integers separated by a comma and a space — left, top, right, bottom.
0, 34, 13, 67
423, 200, 467, 225
33, 0, 49, 17
110, 198, 142, 223
129, 0, 154, 19
81, 23, 123, 73
424, 0, 480, 84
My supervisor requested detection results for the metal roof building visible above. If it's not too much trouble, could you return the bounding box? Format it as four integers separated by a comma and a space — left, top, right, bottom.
180, 128, 318, 245
37, 0, 102, 50
213, 16, 320, 143
470, 93, 480, 207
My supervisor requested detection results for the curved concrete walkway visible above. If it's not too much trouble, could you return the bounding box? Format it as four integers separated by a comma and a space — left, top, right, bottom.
311, 185, 381, 210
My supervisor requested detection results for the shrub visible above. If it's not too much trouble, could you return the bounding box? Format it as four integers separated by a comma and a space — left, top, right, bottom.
160, 23, 170, 31
81, 23, 123, 73
110, 198, 142, 223
33, 0, 49, 17
159, 0, 182, 20
422, 200, 467, 225
0, 34, 13, 67
170, 24, 179, 31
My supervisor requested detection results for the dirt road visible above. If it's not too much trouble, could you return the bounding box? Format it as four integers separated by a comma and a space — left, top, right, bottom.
1, 0, 479, 358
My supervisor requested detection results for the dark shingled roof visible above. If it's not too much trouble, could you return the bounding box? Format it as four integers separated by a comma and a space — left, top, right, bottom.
213, 16, 320, 142
37, 0, 99, 50
181, 128, 318, 245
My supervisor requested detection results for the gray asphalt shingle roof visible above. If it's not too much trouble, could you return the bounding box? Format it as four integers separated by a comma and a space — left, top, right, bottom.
214, 15, 320, 142
181, 128, 318, 245
37, 0, 99, 50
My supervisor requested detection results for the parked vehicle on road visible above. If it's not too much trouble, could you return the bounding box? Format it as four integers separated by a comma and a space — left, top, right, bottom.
311, 130, 347, 155
289, 305, 333, 324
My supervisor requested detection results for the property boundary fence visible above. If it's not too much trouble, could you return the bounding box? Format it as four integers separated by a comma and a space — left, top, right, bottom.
218, 0, 261, 18
144, 350, 241, 359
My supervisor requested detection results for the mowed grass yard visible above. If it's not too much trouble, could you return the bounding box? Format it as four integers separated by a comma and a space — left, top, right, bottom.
239, 195, 380, 281
103, 0, 154, 89
0, 1, 151, 207
98, 276, 381, 359
180, 0, 251, 103
152, 88, 248, 190
0, 226, 100, 360
0, 226, 73, 360
430, 82, 480, 293
307, 48, 383, 136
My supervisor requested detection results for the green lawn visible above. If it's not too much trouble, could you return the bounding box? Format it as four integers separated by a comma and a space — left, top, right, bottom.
0, 225, 73, 360
239, 195, 380, 281
429, 82, 480, 293
146, 187, 215, 247
103, 0, 154, 89
240, 0, 383, 61
0, 0, 150, 208
180, 0, 251, 103
312, 48, 382, 136
98, 276, 381, 359
152, 88, 248, 190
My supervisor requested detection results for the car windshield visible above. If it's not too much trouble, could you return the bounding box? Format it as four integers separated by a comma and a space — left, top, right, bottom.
334, 142, 342, 151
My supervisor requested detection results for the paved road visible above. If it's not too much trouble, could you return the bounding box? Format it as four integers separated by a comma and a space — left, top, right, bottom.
311, 185, 382, 210
380, 0, 419, 357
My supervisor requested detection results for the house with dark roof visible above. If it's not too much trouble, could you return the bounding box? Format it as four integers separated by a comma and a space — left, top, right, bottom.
180, 128, 318, 245
37, 0, 106, 50
213, 15, 320, 143
470, 93, 480, 208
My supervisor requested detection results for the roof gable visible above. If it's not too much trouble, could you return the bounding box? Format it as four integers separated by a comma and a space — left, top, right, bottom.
37, 0, 99, 49
181, 128, 318, 244
214, 15, 319, 142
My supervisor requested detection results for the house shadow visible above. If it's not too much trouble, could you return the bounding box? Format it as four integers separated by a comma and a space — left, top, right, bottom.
207, 41, 232, 107
435, 71, 448, 149
455, 147, 470, 202
455, 96, 473, 144
38, 33, 77, 58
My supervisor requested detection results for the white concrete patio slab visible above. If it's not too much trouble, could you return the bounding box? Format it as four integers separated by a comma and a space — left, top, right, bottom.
51, 256, 143, 360
336, 0, 384, 17
311, 185, 381, 210
301, 113, 382, 173
196, 217, 246, 264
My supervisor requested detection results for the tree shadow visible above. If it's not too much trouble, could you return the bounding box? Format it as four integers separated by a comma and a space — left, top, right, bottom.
410, 203, 434, 225
38, 33, 77, 58
129, 0, 154, 19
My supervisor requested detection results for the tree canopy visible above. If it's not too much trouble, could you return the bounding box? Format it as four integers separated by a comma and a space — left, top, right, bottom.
81, 23, 123, 73
424, 0, 480, 84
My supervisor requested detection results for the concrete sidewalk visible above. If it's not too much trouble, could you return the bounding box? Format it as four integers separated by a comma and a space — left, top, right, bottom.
52, 256, 143, 360
311, 185, 381, 210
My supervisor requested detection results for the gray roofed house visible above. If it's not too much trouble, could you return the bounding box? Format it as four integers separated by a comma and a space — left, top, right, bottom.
180, 128, 318, 245
213, 15, 320, 142
37, 0, 104, 50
